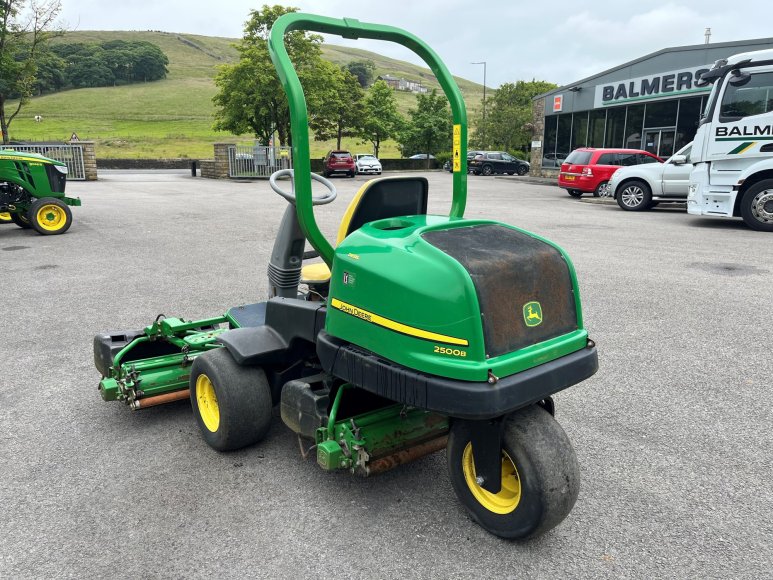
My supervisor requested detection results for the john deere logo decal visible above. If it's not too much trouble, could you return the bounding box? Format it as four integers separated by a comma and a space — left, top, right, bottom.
523, 301, 543, 327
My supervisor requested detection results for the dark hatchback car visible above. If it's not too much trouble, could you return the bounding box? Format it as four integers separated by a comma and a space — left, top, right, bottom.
469, 151, 530, 176
322, 150, 356, 177
444, 150, 484, 172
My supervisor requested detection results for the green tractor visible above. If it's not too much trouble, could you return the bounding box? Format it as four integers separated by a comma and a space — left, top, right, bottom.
0, 149, 80, 235
93, 14, 598, 540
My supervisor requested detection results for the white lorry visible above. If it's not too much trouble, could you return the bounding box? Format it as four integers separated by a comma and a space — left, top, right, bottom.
688, 49, 773, 231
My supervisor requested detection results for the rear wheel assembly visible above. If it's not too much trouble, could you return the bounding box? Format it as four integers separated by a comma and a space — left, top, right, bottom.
10, 211, 31, 229
190, 348, 273, 451
30, 197, 72, 235
567, 190, 583, 198
447, 405, 580, 540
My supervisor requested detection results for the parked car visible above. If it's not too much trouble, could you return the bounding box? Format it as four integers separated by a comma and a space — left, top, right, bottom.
354, 153, 382, 175
542, 152, 568, 168
444, 150, 485, 172
609, 143, 693, 211
469, 151, 530, 176
322, 150, 355, 177
408, 153, 435, 160
558, 148, 662, 197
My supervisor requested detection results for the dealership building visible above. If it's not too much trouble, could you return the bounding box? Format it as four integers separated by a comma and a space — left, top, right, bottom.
530, 37, 773, 176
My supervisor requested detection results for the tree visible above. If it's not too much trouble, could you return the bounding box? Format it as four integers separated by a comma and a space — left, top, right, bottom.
357, 79, 402, 158
471, 80, 557, 152
345, 59, 375, 88
213, 4, 327, 147
398, 89, 452, 167
307, 62, 364, 149
0, 0, 62, 143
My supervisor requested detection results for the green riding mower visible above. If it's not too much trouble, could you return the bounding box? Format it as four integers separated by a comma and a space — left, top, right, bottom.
93, 13, 597, 540
0, 149, 79, 235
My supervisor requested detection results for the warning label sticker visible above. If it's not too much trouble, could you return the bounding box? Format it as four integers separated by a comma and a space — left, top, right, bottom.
452, 124, 461, 172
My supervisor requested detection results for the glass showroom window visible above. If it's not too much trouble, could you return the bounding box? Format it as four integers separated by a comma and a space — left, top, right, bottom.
624, 104, 644, 149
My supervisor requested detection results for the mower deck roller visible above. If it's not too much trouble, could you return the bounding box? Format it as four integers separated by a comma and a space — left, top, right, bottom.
94, 13, 597, 540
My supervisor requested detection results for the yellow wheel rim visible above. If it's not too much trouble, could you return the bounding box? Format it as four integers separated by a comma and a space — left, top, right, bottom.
196, 374, 220, 433
0, 212, 11, 223
36, 204, 67, 232
462, 442, 521, 514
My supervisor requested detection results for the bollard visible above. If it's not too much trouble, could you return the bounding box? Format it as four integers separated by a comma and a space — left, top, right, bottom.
190, 161, 198, 177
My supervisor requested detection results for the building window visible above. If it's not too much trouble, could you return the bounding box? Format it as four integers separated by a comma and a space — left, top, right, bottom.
624, 104, 644, 149
644, 100, 678, 128
542, 115, 558, 167
588, 110, 606, 147
676, 97, 702, 150
557, 114, 572, 160
605, 107, 626, 148
571, 112, 588, 150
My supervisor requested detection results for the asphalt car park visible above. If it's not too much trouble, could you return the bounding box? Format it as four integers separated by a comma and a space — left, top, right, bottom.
1, 170, 771, 578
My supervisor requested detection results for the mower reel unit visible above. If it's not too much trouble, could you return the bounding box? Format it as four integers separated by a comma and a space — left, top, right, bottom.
93, 13, 597, 540
0, 150, 80, 235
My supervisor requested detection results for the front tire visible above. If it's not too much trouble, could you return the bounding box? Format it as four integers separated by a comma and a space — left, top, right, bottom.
616, 180, 652, 211
481, 165, 494, 176
447, 405, 580, 540
740, 180, 773, 231
190, 348, 273, 451
516, 165, 528, 176
30, 198, 72, 235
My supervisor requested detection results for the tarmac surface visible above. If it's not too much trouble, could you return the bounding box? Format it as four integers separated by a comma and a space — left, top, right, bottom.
1, 170, 771, 579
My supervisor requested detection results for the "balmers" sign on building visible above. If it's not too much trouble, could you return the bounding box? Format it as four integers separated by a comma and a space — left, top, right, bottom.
594, 65, 713, 108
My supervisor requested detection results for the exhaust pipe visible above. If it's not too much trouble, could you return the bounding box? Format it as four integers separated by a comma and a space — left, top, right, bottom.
131, 389, 190, 410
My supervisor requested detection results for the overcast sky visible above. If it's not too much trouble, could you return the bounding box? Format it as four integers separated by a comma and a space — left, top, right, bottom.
59, 0, 773, 88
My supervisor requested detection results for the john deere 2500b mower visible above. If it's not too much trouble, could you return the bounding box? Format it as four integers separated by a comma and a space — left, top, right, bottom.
0, 149, 79, 235
93, 14, 598, 539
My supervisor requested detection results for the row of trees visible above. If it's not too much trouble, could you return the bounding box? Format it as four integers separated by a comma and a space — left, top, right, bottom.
33, 40, 169, 93
214, 6, 555, 162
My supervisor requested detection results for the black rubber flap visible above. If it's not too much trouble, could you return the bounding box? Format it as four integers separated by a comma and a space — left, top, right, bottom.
422, 225, 578, 357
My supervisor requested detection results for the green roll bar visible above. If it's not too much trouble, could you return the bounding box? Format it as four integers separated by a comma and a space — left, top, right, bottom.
268, 13, 468, 267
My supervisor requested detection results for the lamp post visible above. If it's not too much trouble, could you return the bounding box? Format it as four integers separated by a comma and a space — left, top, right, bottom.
471, 61, 487, 147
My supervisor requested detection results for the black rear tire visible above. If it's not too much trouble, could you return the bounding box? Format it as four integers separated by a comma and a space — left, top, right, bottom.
739, 179, 773, 231
567, 190, 583, 198
447, 405, 580, 540
190, 348, 273, 451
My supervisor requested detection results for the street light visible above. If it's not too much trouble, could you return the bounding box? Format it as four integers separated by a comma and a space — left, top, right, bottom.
471, 61, 487, 147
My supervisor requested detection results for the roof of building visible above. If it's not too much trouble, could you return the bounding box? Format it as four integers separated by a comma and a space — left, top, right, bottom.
535, 36, 773, 100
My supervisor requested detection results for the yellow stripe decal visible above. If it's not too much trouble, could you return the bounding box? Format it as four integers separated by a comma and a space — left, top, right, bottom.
0, 155, 50, 164
738, 142, 757, 154
330, 298, 469, 346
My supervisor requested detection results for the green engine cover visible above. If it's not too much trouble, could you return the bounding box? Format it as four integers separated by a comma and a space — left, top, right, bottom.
0, 150, 70, 200
325, 216, 588, 382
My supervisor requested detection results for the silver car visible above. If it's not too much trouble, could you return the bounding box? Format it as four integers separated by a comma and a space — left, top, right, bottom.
609, 143, 693, 211
354, 153, 382, 175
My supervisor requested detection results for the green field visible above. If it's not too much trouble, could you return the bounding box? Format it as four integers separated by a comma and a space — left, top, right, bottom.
8, 31, 483, 159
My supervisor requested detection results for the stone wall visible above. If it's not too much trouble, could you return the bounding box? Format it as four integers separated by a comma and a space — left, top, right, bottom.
78, 141, 98, 181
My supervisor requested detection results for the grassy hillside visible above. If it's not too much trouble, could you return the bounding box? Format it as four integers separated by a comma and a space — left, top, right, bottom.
8, 31, 483, 159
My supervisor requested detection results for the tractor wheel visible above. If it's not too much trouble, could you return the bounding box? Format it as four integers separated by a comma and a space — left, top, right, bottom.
0, 212, 11, 224
739, 179, 773, 232
10, 211, 32, 229
189, 348, 272, 452
29, 198, 72, 235
447, 405, 580, 540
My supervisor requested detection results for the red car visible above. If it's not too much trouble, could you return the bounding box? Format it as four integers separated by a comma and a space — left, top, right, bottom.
322, 150, 356, 178
558, 148, 662, 198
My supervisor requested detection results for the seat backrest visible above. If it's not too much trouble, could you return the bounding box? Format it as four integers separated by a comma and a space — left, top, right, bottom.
336, 176, 429, 244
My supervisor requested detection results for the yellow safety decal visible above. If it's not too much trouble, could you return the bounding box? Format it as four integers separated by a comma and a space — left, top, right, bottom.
452, 124, 462, 172
330, 298, 469, 346
0, 155, 49, 164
